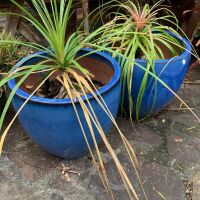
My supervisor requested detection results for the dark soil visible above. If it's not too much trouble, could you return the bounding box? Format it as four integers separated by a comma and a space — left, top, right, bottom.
34, 77, 104, 99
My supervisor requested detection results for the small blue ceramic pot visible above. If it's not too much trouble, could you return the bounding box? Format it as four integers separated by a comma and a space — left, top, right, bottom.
121, 32, 192, 118
8, 48, 121, 159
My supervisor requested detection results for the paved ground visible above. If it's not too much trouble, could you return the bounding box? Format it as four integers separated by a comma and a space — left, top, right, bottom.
1, 69, 200, 200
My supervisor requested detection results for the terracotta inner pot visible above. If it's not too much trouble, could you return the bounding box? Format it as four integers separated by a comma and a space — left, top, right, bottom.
112, 40, 183, 59
154, 40, 183, 59
19, 56, 114, 95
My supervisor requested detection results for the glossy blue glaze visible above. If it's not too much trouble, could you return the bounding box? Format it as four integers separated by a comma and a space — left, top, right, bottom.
8, 48, 121, 159
122, 32, 192, 118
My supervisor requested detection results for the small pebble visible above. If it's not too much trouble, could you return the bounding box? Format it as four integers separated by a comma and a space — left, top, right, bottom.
162, 119, 166, 123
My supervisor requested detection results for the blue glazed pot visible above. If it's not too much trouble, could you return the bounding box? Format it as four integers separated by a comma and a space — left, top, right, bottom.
8, 48, 121, 159
122, 32, 192, 118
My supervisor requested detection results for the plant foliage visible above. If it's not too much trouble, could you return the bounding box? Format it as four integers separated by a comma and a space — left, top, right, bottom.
97, 0, 187, 119
0, 32, 29, 71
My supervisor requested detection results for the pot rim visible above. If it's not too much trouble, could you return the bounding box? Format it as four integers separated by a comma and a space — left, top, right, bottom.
8, 48, 121, 105
134, 31, 192, 64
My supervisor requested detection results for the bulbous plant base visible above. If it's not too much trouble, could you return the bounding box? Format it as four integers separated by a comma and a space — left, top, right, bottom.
8, 49, 121, 159
122, 32, 192, 119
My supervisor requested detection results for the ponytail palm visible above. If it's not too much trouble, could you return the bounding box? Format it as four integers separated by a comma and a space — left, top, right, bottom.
98, 0, 186, 119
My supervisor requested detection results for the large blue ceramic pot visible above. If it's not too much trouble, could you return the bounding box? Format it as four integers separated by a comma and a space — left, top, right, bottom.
122, 32, 192, 118
8, 48, 121, 159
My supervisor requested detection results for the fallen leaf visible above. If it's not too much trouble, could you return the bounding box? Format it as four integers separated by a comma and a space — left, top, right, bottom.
175, 137, 183, 142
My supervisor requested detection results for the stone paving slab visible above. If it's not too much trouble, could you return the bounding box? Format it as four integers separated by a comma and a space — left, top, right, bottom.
141, 163, 185, 200
193, 171, 200, 200
0, 69, 200, 199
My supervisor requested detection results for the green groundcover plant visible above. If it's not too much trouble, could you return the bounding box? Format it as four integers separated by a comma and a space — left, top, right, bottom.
0, 31, 29, 112
0, 32, 30, 71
